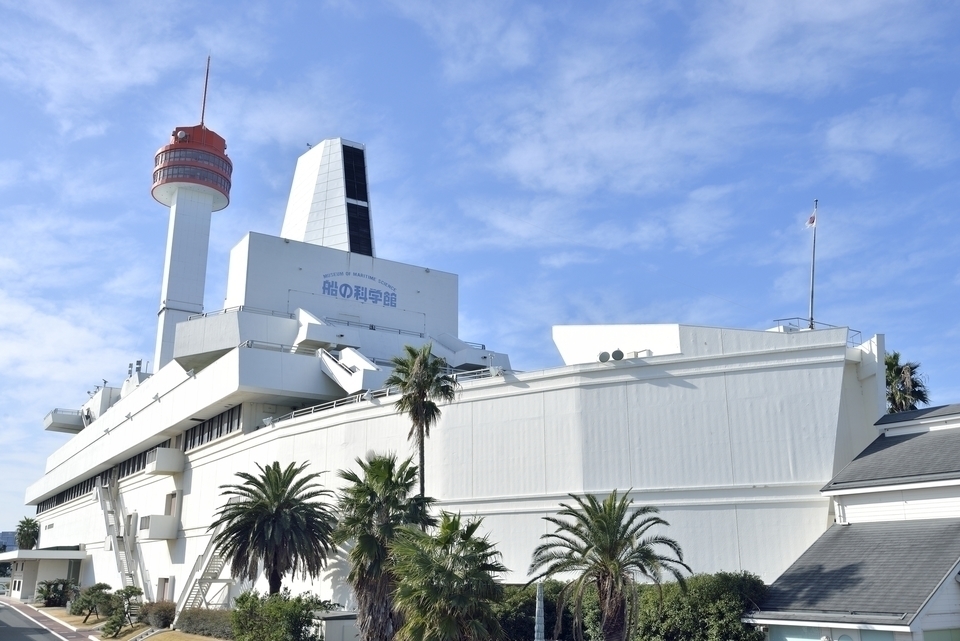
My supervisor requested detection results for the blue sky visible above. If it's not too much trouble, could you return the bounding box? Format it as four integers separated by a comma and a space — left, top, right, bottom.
2, 0, 959, 526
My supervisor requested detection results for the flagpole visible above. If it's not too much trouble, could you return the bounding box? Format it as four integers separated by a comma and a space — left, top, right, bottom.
808, 199, 818, 330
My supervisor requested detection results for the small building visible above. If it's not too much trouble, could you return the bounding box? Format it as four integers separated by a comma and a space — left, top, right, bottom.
0, 548, 86, 602
746, 404, 960, 641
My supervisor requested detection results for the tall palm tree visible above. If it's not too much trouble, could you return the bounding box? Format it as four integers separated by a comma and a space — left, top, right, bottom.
390, 512, 507, 641
885, 351, 931, 413
210, 461, 337, 594
385, 343, 460, 497
15, 517, 40, 550
335, 453, 437, 641
528, 490, 690, 641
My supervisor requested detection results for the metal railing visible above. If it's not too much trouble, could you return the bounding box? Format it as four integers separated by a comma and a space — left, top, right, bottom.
772, 318, 863, 347
273, 366, 506, 424
46, 407, 82, 419
188, 305, 296, 321
323, 317, 425, 338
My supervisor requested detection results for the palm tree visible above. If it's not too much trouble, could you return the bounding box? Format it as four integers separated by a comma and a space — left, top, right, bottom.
385, 343, 460, 497
15, 517, 40, 550
390, 512, 507, 641
528, 490, 690, 641
886, 351, 931, 413
210, 461, 337, 594
336, 453, 437, 641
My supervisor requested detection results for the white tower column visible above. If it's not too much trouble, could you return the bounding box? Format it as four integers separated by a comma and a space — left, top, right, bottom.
154, 187, 214, 369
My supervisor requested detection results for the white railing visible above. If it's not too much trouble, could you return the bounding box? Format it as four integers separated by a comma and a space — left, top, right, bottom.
273, 366, 505, 424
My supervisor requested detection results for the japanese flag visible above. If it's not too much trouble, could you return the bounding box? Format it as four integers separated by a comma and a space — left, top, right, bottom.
806, 208, 817, 228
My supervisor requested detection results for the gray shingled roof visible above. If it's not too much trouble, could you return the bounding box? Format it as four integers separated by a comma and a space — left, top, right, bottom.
822, 428, 960, 492
753, 519, 960, 625
875, 403, 960, 426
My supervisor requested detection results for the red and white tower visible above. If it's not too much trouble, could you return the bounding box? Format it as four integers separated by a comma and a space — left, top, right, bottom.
151, 59, 232, 370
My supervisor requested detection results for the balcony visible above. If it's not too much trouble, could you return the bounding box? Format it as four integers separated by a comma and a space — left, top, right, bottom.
144, 448, 185, 476
139, 515, 178, 540
44, 408, 85, 434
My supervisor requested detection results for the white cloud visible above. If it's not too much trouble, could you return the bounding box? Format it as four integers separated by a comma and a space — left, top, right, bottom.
684, 0, 947, 95
388, 0, 543, 80
821, 91, 956, 181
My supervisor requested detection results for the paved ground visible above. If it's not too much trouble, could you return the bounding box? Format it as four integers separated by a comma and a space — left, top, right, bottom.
0, 597, 93, 640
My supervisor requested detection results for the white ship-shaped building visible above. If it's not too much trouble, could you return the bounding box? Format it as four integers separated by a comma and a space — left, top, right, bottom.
6, 117, 890, 619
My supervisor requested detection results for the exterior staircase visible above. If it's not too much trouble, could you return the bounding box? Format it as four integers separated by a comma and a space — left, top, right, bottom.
98, 474, 142, 592
175, 499, 239, 618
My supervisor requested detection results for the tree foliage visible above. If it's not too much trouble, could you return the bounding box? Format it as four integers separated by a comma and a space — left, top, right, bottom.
232, 589, 337, 641
101, 586, 143, 638
493, 580, 574, 641
885, 351, 931, 413
70, 582, 114, 623
385, 343, 460, 497
391, 512, 507, 641
529, 491, 690, 641
211, 461, 337, 594
635, 572, 766, 641
336, 452, 436, 641
35, 578, 78, 607
15, 517, 40, 550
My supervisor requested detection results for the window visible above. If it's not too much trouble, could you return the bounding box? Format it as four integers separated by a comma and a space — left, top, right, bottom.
183, 406, 242, 452
342, 145, 368, 202
924, 631, 960, 641
347, 203, 373, 256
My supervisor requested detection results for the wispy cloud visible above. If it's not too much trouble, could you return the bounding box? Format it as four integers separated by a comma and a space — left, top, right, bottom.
684, 0, 949, 95
821, 90, 957, 181
388, 0, 544, 80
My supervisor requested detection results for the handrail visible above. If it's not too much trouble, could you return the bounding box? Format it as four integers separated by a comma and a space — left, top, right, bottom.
771, 318, 863, 348
273, 366, 506, 424
323, 317, 425, 338
45, 408, 82, 418
319, 349, 357, 376
188, 305, 296, 321
238, 339, 301, 353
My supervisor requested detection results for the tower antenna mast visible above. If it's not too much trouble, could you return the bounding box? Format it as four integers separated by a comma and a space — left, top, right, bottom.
200, 56, 211, 127
807, 199, 818, 330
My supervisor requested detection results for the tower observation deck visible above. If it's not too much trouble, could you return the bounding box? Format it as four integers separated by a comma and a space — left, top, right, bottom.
151, 60, 232, 371
151, 124, 232, 210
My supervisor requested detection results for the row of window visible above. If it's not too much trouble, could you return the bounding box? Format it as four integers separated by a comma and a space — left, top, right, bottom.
117, 439, 171, 479
36, 409, 243, 514
183, 406, 242, 452
36, 476, 97, 514
153, 166, 232, 193
155, 148, 232, 175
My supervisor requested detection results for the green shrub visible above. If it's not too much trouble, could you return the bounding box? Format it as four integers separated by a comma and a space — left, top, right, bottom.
635, 571, 767, 641
35, 578, 78, 607
494, 580, 575, 641
177, 608, 235, 639
148, 601, 176, 629
232, 590, 337, 641
101, 586, 143, 639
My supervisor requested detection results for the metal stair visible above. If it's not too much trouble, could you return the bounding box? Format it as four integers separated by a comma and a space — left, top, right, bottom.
98, 474, 141, 591
175, 499, 239, 618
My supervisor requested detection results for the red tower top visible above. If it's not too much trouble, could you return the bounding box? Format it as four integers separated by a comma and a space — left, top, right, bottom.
151, 124, 232, 211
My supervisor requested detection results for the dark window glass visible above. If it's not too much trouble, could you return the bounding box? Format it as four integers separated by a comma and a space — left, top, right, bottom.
342, 146, 368, 202
347, 203, 373, 256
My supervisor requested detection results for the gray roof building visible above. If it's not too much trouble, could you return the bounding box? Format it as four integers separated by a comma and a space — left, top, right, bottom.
822, 428, 960, 493
752, 519, 960, 626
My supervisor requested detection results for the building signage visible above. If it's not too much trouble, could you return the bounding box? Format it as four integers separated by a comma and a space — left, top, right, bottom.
321, 271, 397, 307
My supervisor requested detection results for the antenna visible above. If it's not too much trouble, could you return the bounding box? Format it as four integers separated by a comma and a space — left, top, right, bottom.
200, 56, 211, 127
